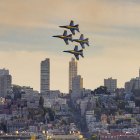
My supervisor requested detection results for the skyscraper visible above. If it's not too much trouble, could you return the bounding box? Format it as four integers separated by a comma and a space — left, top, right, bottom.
71, 75, 83, 99
104, 77, 117, 92
125, 68, 140, 92
69, 58, 77, 93
72, 75, 83, 91
125, 78, 140, 92
139, 68, 140, 78
40, 58, 50, 94
0, 69, 12, 97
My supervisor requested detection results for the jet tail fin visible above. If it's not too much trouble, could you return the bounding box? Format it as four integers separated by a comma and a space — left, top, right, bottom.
74, 24, 80, 32
74, 45, 78, 51
80, 34, 84, 40
79, 49, 84, 58
70, 20, 74, 26
68, 34, 72, 41
63, 30, 67, 36
85, 38, 89, 46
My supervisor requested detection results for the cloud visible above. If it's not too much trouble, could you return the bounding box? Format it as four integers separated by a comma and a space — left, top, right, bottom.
1, 0, 140, 29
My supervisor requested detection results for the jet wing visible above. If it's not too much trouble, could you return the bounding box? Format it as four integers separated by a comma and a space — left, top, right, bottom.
63, 30, 67, 36
80, 42, 85, 49
74, 54, 79, 60
80, 34, 84, 40
70, 29, 75, 35
70, 20, 74, 26
64, 38, 69, 45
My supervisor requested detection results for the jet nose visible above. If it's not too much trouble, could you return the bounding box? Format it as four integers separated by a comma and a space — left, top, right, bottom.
59, 26, 64, 28
63, 51, 68, 52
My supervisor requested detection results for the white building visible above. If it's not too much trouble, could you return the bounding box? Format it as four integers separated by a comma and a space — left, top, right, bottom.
40, 58, 50, 94
86, 110, 96, 124
125, 101, 136, 108
0, 69, 12, 97
44, 97, 67, 109
69, 58, 77, 93
104, 77, 117, 92
21, 86, 39, 100
20, 86, 40, 108
44, 98, 54, 108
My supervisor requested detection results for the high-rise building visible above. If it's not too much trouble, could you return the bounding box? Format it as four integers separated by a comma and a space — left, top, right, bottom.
0, 69, 12, 97
71, 75, 83, 99
104, 77, 117, 92
139, 68, 140, 78
125, 68, 140, 93
125, 78, 140, 92
69, 58, 77, 92
40, 58, 50, 94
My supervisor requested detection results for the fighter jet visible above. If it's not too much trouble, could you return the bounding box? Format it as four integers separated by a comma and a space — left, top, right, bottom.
52, 30, 72, 45
59, 20, 79, 35
72, 34, 89, 49
63, 45, 84, 60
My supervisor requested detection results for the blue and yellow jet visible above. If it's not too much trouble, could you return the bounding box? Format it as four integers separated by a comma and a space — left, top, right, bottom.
52, 30, 72, 45
63, 45, 84, 60
59, 20, 79, 35
72, 34, 89, 49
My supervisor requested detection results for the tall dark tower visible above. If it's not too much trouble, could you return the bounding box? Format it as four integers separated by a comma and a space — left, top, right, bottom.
40, 58, 50, 94
69, 58, 77, 93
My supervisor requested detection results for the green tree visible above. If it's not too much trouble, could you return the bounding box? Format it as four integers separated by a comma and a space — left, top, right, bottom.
92, 86, 110, 95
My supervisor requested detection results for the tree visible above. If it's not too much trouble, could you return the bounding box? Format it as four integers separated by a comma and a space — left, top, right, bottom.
92, 86, 110, 95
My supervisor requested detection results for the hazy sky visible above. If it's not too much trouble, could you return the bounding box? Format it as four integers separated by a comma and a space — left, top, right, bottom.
0, 0, 140, 92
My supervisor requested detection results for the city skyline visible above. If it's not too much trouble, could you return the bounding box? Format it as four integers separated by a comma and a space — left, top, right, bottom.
0, 61, 140, 93
0, 0, 140, 92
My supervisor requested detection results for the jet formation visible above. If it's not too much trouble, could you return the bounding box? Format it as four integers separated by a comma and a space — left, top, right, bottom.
53, 20, 90, 60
